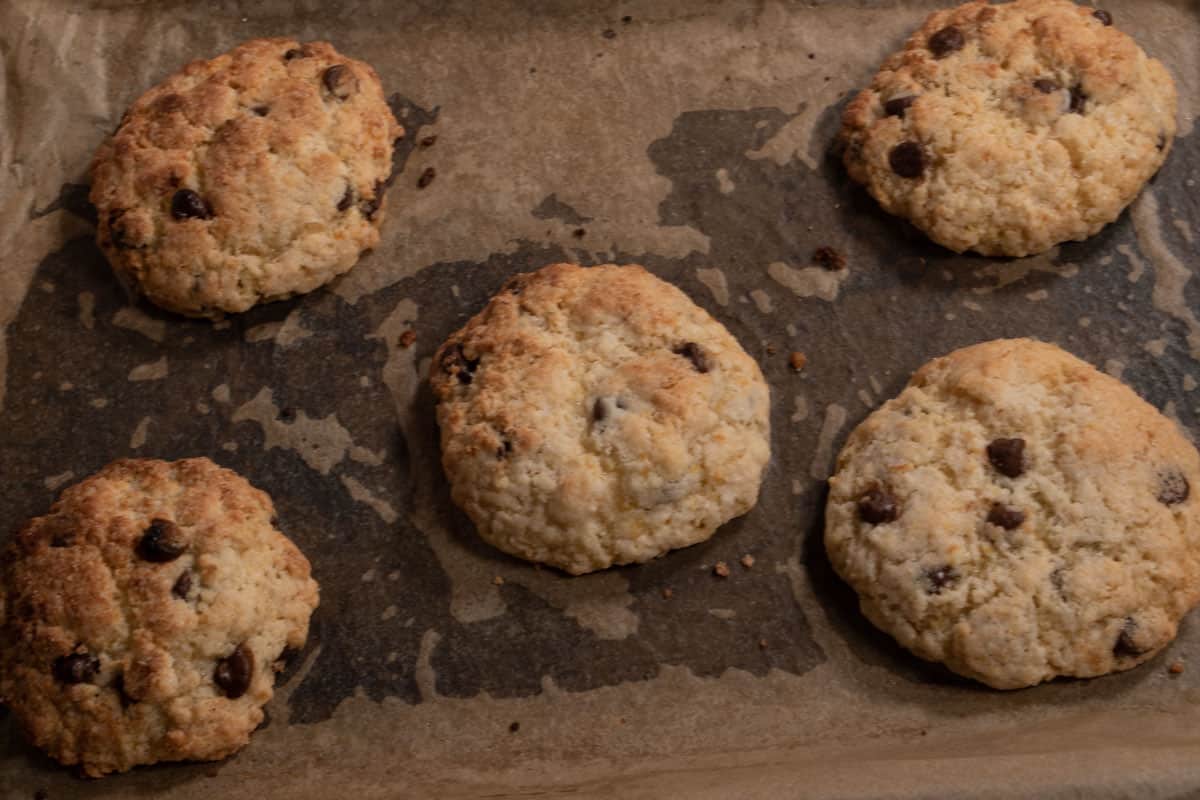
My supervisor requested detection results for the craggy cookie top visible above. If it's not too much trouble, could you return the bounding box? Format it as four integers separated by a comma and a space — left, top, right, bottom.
840, 0, 1177, 257
90, 38, 402, 317
0, 458, 319, 775
825, 339, 1200, 689
431, 263, 771, 575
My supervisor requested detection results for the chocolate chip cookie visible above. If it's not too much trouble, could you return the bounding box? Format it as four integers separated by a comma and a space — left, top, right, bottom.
825, 339, 1200, 689
90, 38, 403, 317
840, 0, 1177, 257
431, 263, 771, 575
0, 458, 319, 775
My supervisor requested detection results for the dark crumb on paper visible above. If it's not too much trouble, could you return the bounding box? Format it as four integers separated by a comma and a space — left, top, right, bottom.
919, 729, 928, 736
789, 352, 808, 372
622, 15, 633, 23
509, 721, 520, 733
529, 67, 537, 74
278, 406, 297, 422
765, 343, 777, 356
602, 28, 617, 39
758, 638, 768, 650
713, 561, 730, 578
661, 587, 673, 599
399, 330, 417, 348
808, 53, 815, 59
740, 554, 755, 569
813, 246, 846, 271
417, 167, 437, 188
572, 228, 587, 238
1169, 661, 1185, 675
419, 134, 437, 148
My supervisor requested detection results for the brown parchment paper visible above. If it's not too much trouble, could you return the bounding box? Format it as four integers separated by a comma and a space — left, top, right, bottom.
3, 1, 1200, 797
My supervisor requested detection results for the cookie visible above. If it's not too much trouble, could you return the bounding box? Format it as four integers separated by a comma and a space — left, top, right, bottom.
825, 339, 1200, 689
90, 38, 403, 317
431, 263, 771, 575
0, 458, 319, 775
840, 0, 1177, 257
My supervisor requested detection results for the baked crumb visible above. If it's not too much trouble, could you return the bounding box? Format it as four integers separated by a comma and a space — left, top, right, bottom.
1169, 660, 1185, 675
493, 575, 505, 586
661, 587, 673, 599
813, 246, 846, 271
740, 554, 755, 569
713, 561, 731, 578
789, 352, 807, 372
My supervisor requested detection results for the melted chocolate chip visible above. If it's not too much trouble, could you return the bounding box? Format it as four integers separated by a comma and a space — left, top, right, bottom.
1033, 79, 1059, 94
322, 65, 358, 100
172, 571, 193, 599
417, 167, 437, 189
883, 95, 916, 118
214, 643, 254, 699
857, 486, 899, 524
673, 342, 711, 373
888, 141, 926, 178
813, 246, 846, 271
53, 652, 100, 684
987, 503, 1025, 530
987, 438, 1026, 478
441, 343, 479, 385
1157, 469, 1190, 506
924, 566, 960, 595
1113, 617, 1147, 657
1093, 9, 1113, 26
1068, 85, 1088, 114
137, 519, 187, 563
284, 48, 304, 60
337, 185, 354, 212
928, 25, 965, 59
170, 189, 211, 221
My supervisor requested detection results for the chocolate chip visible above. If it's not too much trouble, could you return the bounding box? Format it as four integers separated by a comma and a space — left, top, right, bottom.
283, 48, 304, 60
417, 167, 437, 189
1033, 79, 1059, 94
214, 643, 254, 699
1068, 85, 1087, 114
883, 95, 916, 118
137, 519, 187, 563
1157, 469, 1190, 506
987, 503, 1025, 530
170, 189, 211, 221
857, 486, 899, 524
441, 343, 479, 385
420, 134, 438, 148
337, 185, 354, 212
172, 571, 193, 599
1113, 618, 1148, 657
888, 141, 926, 178
928, 26, 965, 59
53, 652, 100, 684
1093, 9, 1113, 26
251, 105, 269, 116
812, 246, 846, 271
673, 342, 711, 373
987, 438, 1026, 478
322, 65, 358, 100
924, 566, 960, 595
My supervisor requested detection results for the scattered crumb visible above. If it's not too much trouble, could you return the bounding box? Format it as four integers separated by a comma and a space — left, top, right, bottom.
765, 343, 777, 356
509, 721, 520, 733
419, 134, 437, 147
1169, 661, 1185, 675
572, 228, 587, 238
740, 554, 755, 569
758, 638, 768, 650
417, 166, 437, 189
622, 15, 632, 23
713, 561, 731, 578
812, 246, 846, 271
399, 329, 417, 348
789, 352, 808, 372
493, 576, 505, 586
661, 587, 673, 599
919, 729, 928, 737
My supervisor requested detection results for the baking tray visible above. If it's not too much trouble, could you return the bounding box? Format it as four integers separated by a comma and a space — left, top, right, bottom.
2, 1, 1199, 797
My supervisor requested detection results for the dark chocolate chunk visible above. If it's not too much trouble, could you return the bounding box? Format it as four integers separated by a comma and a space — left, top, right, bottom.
813, 246, 846, 271
417, 166, 437, 189
322, 65, 358, 100
987, 438, 1026, 478
883, 95, 916, 117
172, 571, 193, 599
987, 503, 1025, 530
441, 343, 479, 385
622, 15, 632, 23
53, 652, 100, 684
1113, 617, 1148, 657
1157, 469, 1190, 506
1093, 9, 1113, 25
1033, 79, 1059, 94
214, 643, 254, 699
928, 25, 965, 59
888, 141, 926, 179
1068, 85, 1087, 114
857, 486, 899, 524
284, 48, 304, 60
137, 519, 187, 563
170, 189, 211, 221
673, 342, 711, 373
924, 566, 960, 595
337, 185, 354, 212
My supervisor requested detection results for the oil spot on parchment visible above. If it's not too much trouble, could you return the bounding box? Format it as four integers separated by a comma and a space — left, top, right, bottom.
232, 388, 359, 475
696, 267, 730, 306
129, 416, 151, 449
128, 356, 167, 381
1132, 190, 1200, 361
809, 403, 848, 480
112, 306, 166, 342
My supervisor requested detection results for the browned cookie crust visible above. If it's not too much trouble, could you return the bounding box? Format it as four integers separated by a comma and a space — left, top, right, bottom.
0, 458, 319, 775
90, 38, 403, 317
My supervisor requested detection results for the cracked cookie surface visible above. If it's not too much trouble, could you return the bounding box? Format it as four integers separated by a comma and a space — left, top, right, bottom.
825, 339, 1200, 689
90, 37, 402, 317
840, 0, 1177, 257
431, 263, 771, 575
0, 458, 319, 775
